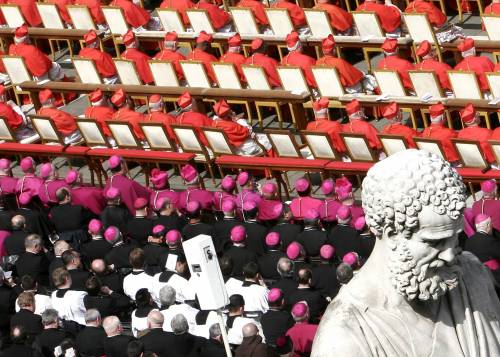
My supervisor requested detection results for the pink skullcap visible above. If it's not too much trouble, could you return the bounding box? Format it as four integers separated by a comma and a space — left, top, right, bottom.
186, 201, 201, 214
65, 169, 79, 184
230, 225, 246, 242
40, 163, 54, 179
268, 288, 283, 303
475, 214, 491, 225
265, 232, 280, 247
320, 244, 335, 259
337, 205, 351, 220
237, 171, 250, 186
320, 179, 334, 195
295, 178, 310, 193
134, 197, 148, 210
20, 157, 34, 172
151, 171, 168, 189
222, 199, 236, 213
286, 242, 302, 260
481, 179, 496, 194
343, 252, 359, 266
0, 158, 10, 170
108, 155, 122, 170
181, 164, 197, 183
304, 208, 319, 220
18, 192, 32, 205
166, 229, 181, 243
335, 177, 352, 200
104, 226, 120, 242
243, 200, 257, 211
152, 224, 165, 236
291, 302, 308, 318
88, 219, 102, 234
105, 187, 120, 200
221, 176, 236, 191
262, 182, 277, 195
354, 216, 366, 231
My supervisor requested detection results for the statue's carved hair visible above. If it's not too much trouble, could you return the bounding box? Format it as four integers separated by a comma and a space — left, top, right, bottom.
362, 150, 466, 239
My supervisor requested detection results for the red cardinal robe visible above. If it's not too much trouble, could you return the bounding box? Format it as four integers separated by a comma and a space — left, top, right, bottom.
245, 53, 281, 87
405, 0, 447, 27
415, 58, 452, 90
457, 126, 494, 163
420, 123, 459, 162
85, 106, 115, 136
306, 119, 346, 153
314, 3, 353, 32
187, 48, 218, 83
105, 173, 150, 215
154, 49, 186, 80
75, 0, 106, 24
0, 102, 23, 130
38, 107, 78, 135
47, 0, 73, 24
9, 0, 42, 26
454, 56, 495, 92
272, 0, 305, 27
9, 43, 52, 77
145, 111, 177, 140
220, 52, 247, 82
342, 120, 382, 150
112, 107, 146, 139
356, 0, 401, 32
159, 0, 194, 25
110, 0, 150, 28
281, 51, 317, 87
381, 122, 419, 148
195, 0, 230, 30
121, 48, 154, 84
485, 2, 500, 14
212, 119, 249, 147
377, 55, 415, 90
79, 47, 117, 78
237, 0, 268, 25
316, 55, 364, 87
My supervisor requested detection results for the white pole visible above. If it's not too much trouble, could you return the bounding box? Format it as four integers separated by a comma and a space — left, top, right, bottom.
217, 309, 232, 357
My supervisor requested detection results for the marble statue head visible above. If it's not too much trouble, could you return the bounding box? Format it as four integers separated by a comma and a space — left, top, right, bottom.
362, 150, 467, 301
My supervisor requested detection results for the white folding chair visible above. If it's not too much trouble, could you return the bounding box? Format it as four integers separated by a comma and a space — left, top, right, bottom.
212, 62, 252, 119
301, 131, 339, 160
483, 15, 500, 41
72, 57, 102, 84
186, 9, 215, 33
378, 134, 408, 156
403, 13, 442, 61
139, 122, 175, 151
266, 129, 308, 158
488, 139, 500, 166
448, 70, 483, 99
76, 118, 110, 147
107, 121, 141, 148
180, 61, 211, 88
102, 6, 129, 54
37, 3, 65, 29
0, 5, 25, 28
304, 9, 333, 38
264, 8, 294, 36
373, 69, 407, 97
414, 137, 446, 160
229, 7, 260, 35
157, 8, 186, 32
1, 56, 32, 104
340, 132, 377, 162
451, 138, 488, 169
67, 5, 97, 30
277, 66, 309, 94
201, 127, 236, 156
486, 72, 500, 99
148, 60, 179, 87
114, 59, 142, 85
312, 66, 344, 98
352, 12, 384, 71
30, 116, 64, 144
0, 116, 15, 142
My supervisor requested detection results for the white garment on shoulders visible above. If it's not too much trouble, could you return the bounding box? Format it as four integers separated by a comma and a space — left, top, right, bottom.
123, 270, 155, 301
160, 304, 199, 333
51, 289, 87, 325
16, 293, 52, 315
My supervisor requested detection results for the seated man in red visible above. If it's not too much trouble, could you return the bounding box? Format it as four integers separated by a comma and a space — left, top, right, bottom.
9, 0, 41, 26
144, 95, 176, 140
153, 31, 186, 81
306, 97, 346, 154
454, 38, 495, 93
485, 0, 500, 14
415, 40, 452, 92
314, 0, 353, 35
377, 38, 415, 91
37, 89, 82, 144
316, 35, 364, 93
356, 0, 401, 35
342, 99, 382, 151
405, 0, 447, 28
175, 91, 213, 146
420, 103, 459, 164
110, 0, 150, 29
110, 88, 146, 143
47, 0, 73, 27
75, 0, 108, 29
79, 30, 118, 84
160, 0, 194, 26
272, 0, 306, 28
195, 0, 231, 31
245, 38, 281, 88
187, 31, 218, 83
380, 102, 418, 148
237, 0, 269, 27
281, 31, 316, 87
85, 89, 115, 143
457, 103, 495, 164
211, 100, 269, 156
121, 30, 154, 85
0, 84, 34, 141
220, 33, 246, 83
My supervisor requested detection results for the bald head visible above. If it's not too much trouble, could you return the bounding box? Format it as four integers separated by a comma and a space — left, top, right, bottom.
91, 259, 106, 274
11, 215, 25, 230
147, 310, 164, 328
242, 323, 258, 338
103, 316, 121, 336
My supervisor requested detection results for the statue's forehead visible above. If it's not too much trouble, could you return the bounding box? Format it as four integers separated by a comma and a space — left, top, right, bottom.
414, 206, 462, 240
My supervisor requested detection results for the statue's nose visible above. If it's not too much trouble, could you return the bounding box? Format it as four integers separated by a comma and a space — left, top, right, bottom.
438, 247, 457, 265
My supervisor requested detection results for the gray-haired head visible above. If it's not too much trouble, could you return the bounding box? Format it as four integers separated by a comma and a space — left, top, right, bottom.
171, 314, 188, 335
41, 309, 59, 326
102, 316, 121, 336
209, 323, 222, 339
277, 257, 293, 278
84, 309, 101, 325
159, 285, 176, 308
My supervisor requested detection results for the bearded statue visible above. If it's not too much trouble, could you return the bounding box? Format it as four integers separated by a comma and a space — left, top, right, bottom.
311, 150, 500, 357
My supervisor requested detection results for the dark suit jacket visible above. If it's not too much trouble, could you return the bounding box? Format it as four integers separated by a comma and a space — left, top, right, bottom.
10, 309, 43, 344
14, 252, 50, 287
75, 326, 107, 356
34, 328, 71, 357
103, 334, 136, 357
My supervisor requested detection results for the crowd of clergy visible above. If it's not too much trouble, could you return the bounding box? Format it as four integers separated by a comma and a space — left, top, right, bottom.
0, 152, 496, 356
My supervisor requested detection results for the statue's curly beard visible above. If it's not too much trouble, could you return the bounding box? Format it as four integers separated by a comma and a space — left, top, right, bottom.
388, 238, 461, 301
